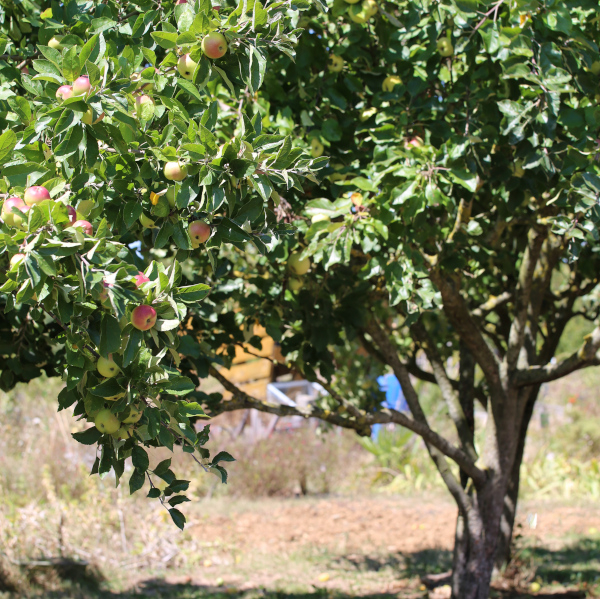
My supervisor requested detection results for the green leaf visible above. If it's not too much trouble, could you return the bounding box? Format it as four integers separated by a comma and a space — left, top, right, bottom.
179, 401, 207, 417
162, 376, 195, 396
212, 451, 235, 464
177, 78, 204, 102
169, 508, 186, 530
129, 468, 146, 494
62, 46, 81, 81
151, 31, 178, 49
100, 314, 122, 356
0, 130, 17, 163
176, 283, 211, 303
72, 427, 103, 445
131, 446, 150, 471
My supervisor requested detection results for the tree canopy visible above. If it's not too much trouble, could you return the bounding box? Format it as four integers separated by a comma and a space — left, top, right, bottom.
2, 0, 600, 596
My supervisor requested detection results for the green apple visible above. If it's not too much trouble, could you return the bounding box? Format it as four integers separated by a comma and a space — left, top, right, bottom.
112, 425, 134, 440
177, 54, 198, 80
95, 409, 121, 434
348, 4, 368, 23
289, 277, 303, 292
344, 0, 361, 4
97, 355, 119, 378
310, 138, 324, 158
363, 0, 378, 17
288, 252, 310, 275
591, 61, 600, 76
328, 55, 344, 73
164, 161, 188, 181
437, 38, 454, 57
122, 406, 143, 424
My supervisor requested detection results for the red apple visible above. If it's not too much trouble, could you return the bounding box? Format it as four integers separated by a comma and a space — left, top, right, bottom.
56, 85, 73, 101
67, 205, 77, 225
24, 186, 51, 206
131, 305, 157, 331
72, 219, 93, 235
2, 197, 25, 226
202, 32, 227, 59
164, 161, 188, 181
176, 0, 187, 4
189, 221, 211, 248
72, 75, 91, 96
134, 271, 151, 287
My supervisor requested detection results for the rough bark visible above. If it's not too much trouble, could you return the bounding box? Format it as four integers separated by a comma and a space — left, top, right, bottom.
494, 386, 539, 569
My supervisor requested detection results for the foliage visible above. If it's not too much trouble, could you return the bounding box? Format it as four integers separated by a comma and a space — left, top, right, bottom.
0, 0, 326, 527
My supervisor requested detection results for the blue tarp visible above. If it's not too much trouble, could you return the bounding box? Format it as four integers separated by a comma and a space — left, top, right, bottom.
372, 373, 408, 439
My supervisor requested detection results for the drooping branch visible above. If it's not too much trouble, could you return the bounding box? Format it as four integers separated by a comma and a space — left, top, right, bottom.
429, 269, 501, 386
505, 226, 547, 370
411, 321, 477, 461
208, 365, 487, 488
515, 325, 600, 387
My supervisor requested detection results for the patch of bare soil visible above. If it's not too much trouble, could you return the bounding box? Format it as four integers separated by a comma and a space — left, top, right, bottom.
190, 496, 600, 556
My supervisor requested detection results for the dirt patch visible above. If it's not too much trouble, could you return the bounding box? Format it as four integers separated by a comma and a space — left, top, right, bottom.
189, 496, 600, 557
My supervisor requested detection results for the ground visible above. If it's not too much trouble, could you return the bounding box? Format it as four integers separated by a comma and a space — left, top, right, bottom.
3, 495, 599, 599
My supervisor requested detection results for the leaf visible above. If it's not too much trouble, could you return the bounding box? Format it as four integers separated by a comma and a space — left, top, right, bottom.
0, 130, 17, 163
176, 283, 211, 303
153, 458, 172, 475
100, 314, 122, 356
169, 508, 186, 530
129, 468, 146, 494
62, 46, 81, 81
177, 78, 204, 102
151, 31, 178, 49
72, 427, 103, 445
179, 401, 207, 417
212, 451, 235, 464
162, 376, 195, 396
168, 495, 191, 506
131, 446, 150, 471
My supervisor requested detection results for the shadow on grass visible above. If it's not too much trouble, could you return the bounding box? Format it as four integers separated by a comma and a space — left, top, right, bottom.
515, 536, 600, 587
2, 538, 598, 599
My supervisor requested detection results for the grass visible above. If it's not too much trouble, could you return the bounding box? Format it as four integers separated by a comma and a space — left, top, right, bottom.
2, 370, 600, 599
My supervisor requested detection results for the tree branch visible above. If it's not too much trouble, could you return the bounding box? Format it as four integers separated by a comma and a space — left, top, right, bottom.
505, 226, 547, 370
515, 325, 600, 387
208, 364, 487, 488
411, 320, 477, 461
429, 269, 501, 386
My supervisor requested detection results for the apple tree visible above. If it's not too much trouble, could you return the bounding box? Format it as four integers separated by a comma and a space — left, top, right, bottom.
0, 0, 324, 529
167, 0, 600, 597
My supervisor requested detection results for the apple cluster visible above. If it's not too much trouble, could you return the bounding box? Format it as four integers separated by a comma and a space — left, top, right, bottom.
287, 251, 311, 292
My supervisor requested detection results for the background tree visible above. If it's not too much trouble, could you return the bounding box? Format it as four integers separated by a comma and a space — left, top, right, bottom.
169, 1, 600, 598
0, 0, 321, 529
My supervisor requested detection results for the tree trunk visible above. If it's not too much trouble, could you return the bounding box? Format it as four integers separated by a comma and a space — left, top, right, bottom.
451, 495, 499, 599
494, 387, 540, 569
